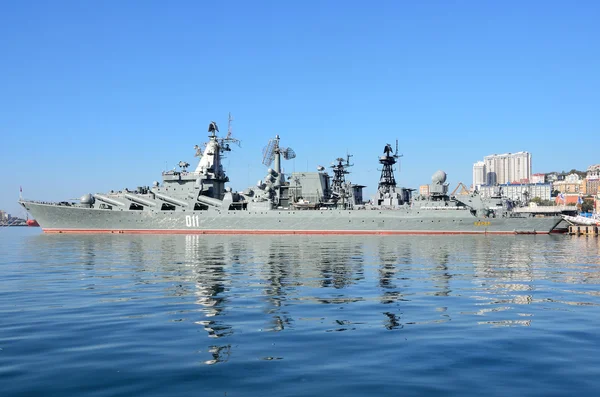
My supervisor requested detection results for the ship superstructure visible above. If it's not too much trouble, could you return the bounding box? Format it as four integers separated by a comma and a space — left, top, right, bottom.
20, 118, 562, 234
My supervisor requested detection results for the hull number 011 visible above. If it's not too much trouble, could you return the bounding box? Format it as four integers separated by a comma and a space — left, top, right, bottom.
185, 215, 200, 227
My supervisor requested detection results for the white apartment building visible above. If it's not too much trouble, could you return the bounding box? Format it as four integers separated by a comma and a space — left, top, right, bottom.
478, 183, 551, 202
483, 152, 531, 185
472, 161, 486, 189
531, 173, 545, 184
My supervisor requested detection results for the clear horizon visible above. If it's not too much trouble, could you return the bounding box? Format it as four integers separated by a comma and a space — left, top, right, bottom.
1, 1, 598, 216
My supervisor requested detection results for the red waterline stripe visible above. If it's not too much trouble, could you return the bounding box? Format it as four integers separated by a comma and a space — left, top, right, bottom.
42, 228, 548, 235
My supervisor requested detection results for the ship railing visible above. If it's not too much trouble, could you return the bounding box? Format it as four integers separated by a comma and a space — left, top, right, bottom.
418, 206, 466, 210
20, 200, 74, 206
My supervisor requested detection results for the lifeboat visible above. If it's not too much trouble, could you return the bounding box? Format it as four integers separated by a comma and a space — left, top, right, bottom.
26, 219, 40, 227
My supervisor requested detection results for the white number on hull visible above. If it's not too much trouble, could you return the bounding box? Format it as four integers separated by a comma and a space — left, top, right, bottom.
185, 215, 200, 227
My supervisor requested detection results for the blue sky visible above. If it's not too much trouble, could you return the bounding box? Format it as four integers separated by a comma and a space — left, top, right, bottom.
1, 0, 598, 216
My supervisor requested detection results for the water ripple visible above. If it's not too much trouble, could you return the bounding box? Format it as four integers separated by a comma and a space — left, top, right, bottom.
1, 229, 600, 396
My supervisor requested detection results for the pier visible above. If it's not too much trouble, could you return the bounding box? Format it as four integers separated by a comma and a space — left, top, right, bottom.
568, 225, 599, 236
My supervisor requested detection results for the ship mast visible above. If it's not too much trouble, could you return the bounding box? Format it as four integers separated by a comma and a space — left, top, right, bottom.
191, 117, 242, 201
378, 140, 401, 195
330, 154, 353, 200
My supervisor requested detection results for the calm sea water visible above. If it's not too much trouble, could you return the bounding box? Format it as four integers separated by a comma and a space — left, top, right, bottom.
1, 228, 600, 396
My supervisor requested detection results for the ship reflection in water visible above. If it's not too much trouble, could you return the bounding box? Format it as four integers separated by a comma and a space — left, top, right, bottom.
7, 230, 600, 395
83, 233, 600, 365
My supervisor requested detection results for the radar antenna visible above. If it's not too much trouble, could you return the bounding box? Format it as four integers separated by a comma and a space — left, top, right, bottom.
262, 135, 296, 173
281, 147, 296, 160
262, 139, 276, 167
208, 121, 219, 134
178, 161, 190, 171
262, 135, 296, 166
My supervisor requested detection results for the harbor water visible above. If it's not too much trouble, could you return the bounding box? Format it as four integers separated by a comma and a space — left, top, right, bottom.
1, 228, 600, 396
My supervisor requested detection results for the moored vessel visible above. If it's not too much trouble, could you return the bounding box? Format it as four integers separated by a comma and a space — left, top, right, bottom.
19, 119, 562, 235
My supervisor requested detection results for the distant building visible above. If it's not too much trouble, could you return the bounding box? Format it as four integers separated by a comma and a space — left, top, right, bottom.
0, 210, 7, 222
472, 161, 486, 190
553, 173, 583, 194
482, 152, 531, 185
545, 172, 565, 184
479, 183, 551, 202
531, 173, 545, 184
586, 164, 600, 196
419, 185, 430, 196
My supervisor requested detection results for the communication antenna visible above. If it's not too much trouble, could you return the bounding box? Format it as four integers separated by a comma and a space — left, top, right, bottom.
221, 113, 240, 148
395, 139, 403, 172
227, 112, 234, 139
346, 152, 354, 168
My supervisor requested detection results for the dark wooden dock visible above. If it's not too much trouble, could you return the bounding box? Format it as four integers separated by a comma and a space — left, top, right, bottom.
568, 225, 599, 235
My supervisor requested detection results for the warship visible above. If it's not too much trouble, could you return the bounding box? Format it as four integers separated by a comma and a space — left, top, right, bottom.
20, 119, 562, 234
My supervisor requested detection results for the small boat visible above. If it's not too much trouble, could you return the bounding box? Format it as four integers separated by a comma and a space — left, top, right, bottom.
562, 214, 600, 226
26, 219, 40, 227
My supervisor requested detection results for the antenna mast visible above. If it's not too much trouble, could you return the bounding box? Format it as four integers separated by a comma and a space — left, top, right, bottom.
378, 140, 401, 193
331, 154, 353, 196
262, 135, 296, 174
227, 112, 233, 139
215, 113, 240, 152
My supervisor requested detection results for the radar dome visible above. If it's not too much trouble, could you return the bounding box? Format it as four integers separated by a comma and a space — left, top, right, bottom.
80, 193, 95, 205
432, 170, 447, 184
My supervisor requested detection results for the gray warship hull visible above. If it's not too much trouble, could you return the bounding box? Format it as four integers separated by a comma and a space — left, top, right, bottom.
20, 118, 563, 235
21, 201, 561, 234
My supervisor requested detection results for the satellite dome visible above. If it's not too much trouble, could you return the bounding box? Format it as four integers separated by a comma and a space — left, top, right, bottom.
80, 193, 95, 205
432, 170, 447, 184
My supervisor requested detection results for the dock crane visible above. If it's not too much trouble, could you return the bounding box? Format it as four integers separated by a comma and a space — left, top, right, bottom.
450, 182, 470, 196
